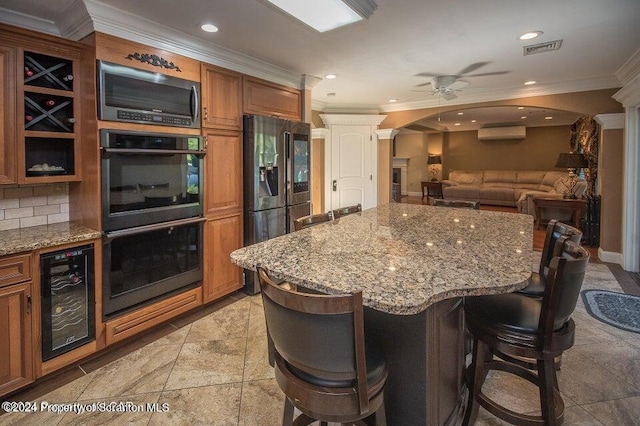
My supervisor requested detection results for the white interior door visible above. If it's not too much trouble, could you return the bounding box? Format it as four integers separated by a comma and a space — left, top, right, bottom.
328, 125, 377, 210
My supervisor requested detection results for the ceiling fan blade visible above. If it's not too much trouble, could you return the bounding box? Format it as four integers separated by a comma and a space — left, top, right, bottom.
465, 71, 511, 77
415, 72, 442, 78
441, 92, 457, 101
415, 82, 431, 87
448, 80, 469, 90
457, 61, 490, 76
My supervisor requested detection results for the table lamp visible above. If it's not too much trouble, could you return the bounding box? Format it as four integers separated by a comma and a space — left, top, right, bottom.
427, 155, 442, 181
555, 152, 588, 198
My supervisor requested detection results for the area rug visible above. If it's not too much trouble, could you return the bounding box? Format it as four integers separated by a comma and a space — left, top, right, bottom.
581, 290, 640, 334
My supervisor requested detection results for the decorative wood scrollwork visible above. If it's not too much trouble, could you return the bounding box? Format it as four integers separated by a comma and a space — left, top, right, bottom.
125, 53, 182, 72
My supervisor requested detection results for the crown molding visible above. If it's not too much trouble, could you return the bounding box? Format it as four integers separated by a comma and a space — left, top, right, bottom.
0, 7, 60, 35
311, 128, 330, 139
81, 0, 302, 90
615, 48, 640, 86
375, 129, 399, 140
55, 0, 93, 40
320, 114, 387, 126
594, 113, 625, 129
302, 74, 323, 91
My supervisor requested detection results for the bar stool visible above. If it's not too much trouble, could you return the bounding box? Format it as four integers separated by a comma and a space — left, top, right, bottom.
463, 238, 589, 426
257, 266, 388, 425
332, 203, 362, 218
293, 211, 334, 231
517, 219, 582, 297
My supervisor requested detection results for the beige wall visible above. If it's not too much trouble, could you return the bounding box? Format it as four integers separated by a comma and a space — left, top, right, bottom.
599, 128, 624, 253
394, 132, 428, 194
442, 125, 572, 178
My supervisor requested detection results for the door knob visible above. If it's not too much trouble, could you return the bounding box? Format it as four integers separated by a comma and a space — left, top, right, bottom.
333, 180, 337, 191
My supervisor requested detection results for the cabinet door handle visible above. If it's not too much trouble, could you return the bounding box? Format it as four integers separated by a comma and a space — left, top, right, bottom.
333, 180, 337, 191
203, 105, 208, 120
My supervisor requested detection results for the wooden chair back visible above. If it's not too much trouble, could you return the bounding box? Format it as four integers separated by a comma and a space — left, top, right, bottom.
539, 219, 583, 275
257, 266, 382, 421
293, 211, 334, 231
332, 204, 362, 218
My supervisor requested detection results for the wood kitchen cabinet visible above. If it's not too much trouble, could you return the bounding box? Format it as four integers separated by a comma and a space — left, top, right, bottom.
243, 75, 302, 121
0, 253, 34, 396
0, 43, 17, 184
202, 214, 243, 303
1, 24, 83, 184
203, 129, 243, 218
201, 64, 242, 131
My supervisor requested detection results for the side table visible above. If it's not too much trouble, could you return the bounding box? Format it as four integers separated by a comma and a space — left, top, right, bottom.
421, 181, 443, 202
533, 197, 587, 230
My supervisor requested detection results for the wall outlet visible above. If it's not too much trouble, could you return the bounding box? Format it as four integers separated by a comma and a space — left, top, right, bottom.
52, 183, 65, 195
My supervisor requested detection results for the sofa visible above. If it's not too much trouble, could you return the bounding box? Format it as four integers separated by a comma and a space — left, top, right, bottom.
441, 170, 587, 216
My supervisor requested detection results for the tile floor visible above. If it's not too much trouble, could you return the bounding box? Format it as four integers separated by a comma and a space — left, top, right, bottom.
1, 256, 639, 425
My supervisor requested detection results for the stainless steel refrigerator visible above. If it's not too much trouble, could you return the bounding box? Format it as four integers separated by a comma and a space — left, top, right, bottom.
243, 114, 311, 293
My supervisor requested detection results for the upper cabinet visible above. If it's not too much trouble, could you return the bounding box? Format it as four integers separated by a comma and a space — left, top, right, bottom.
1, 24, 84, 184
0, 43, 16, 184
201, 64, 242, 131
243, 76, 301, 121
19, 49, 82, 183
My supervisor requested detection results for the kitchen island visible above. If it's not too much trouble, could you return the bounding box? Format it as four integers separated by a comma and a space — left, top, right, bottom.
231, 203, 533, 425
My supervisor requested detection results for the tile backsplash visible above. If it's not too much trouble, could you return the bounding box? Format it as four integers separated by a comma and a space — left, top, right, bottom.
0, 184, 70, 231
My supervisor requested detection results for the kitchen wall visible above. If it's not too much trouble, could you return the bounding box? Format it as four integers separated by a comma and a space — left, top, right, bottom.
0, 184, 69, 231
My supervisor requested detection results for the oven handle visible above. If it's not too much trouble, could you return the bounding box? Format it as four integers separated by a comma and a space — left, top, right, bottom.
101, 147, 206, 157
103, 217, 206, 241
191, 85, 199, 124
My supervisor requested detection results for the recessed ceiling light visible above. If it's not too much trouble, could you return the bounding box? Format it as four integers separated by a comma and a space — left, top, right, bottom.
454, 123, 461, 126
517, 106, 525, 110
545, 116, 553, 120
521, 116, 527, 119
519, 30, 543, 40
471, 119, 476, 123
325, 74, 338, 79
457, 112, 464, 116
524, 80, 537, 85
201, 24, 219, 33
388, 99, 397, 103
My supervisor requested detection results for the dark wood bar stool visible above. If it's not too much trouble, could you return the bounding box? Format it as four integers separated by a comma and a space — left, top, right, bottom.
257, 267, 388, 426
518, 219, 582, 297
332, 203, 362, 218
431, 198, 480, 209
463, 238, 589, 426
293, 211, 334, 231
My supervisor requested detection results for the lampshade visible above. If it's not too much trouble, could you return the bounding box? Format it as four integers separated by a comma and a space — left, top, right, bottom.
555, 152, 588, 169
427, 155, 442, 165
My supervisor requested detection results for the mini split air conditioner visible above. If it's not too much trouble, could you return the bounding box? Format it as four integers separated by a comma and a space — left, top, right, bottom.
477, 126, 526, 141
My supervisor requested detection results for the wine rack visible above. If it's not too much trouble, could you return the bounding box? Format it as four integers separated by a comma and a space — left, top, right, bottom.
24, 52, 74, 91
19, 50, 80, 182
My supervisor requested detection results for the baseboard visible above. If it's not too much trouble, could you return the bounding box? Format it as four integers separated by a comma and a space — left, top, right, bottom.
598, 247, 623, 265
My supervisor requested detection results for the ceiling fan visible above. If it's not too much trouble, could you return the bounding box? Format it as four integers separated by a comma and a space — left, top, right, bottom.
413, 61, 510, 100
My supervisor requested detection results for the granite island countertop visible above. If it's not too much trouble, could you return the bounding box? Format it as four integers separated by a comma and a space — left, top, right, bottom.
231, 203, 533, 315
0, 222, 102, 256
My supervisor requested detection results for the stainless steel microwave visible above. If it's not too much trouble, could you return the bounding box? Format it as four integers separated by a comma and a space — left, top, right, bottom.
97, 61, 200, 129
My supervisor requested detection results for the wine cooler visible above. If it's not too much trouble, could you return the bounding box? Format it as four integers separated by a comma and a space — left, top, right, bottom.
41, 245, 95, 361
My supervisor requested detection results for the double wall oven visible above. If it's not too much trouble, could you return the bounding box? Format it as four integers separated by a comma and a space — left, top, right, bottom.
100, 129, 205, 319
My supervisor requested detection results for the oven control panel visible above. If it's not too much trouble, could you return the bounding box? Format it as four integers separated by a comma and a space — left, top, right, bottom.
117, 110, 192, 127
